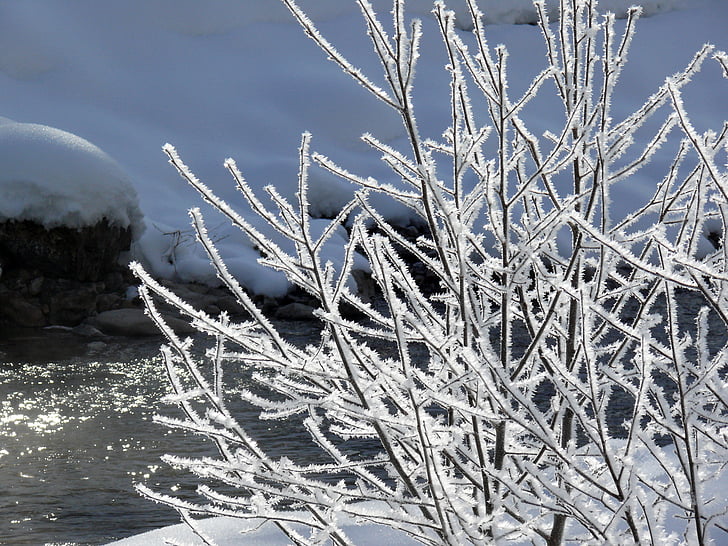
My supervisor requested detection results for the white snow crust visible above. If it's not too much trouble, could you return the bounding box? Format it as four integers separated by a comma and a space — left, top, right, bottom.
108, 512, 421, 546
107, 444, 728, 544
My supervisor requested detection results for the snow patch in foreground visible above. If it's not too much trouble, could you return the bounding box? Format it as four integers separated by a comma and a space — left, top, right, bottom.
108, 514, 419, 546
0, 118, 144, 237
108, 441, 728, 545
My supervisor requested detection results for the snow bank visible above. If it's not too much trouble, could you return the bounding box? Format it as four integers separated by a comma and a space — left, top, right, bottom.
147, 0, 686, 34
108, 441, 728, 545
108, 511, 420, 546
133, 211, 362, 296
0, 0, 723, 295
0, 118, 144, 237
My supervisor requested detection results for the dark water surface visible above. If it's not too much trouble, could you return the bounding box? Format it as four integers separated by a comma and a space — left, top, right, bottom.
0, 330, 183, 545
0, 324, 325, 546
0, 289, 725, 545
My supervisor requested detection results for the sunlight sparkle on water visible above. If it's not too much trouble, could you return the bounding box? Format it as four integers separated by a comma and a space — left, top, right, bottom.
0, 335, 177, 544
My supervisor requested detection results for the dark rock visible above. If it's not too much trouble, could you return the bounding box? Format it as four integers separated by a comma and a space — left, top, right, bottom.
71, 323, 106, 337
402, 225, 421, 239
183, 283, 210, 295
204, 304, 221, 315
0, 216, 137, 329
48, 286, 98, 326
256, 295, 279, 315
103, 271, 126, 292
215, 294, 245, 315
179, 291, 219, 313
96, 292, 123, 313
2, 267, 35, 292
0, 292, 45, 327
28, 276, 44, 296
87, 308, 196, 337
0, 218, 132, 282
352, 269, 377, 304
157, 280, 224, 315
275, 302, 316, 320
120, 298, 139, 309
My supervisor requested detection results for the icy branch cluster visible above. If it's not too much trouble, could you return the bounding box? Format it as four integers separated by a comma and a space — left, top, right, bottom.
131, 0, 728, 543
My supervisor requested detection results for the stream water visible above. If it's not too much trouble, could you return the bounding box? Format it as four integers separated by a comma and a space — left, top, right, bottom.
0, 323, 325, 545
0, 289, 725, 545
1, 330, 189, 545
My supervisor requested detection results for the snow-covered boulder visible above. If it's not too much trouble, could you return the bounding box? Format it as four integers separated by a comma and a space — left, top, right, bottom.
0, 118, 144, 271
0, 119, 144, 281
0, 118, 144, 233
0, 119, 145, 327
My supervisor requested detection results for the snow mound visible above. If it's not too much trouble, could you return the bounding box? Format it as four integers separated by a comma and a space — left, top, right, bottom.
108, 512, 420, 545
0, 119, 144, 237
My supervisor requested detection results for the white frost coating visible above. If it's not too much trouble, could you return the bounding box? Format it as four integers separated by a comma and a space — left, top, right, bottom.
0, 120, 144, 237
128, 1, 727, 543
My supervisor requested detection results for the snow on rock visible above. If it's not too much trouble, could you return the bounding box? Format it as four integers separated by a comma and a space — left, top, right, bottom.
133, 220, 293, 296
0, 119, 149, 327
0, 118, 144, 237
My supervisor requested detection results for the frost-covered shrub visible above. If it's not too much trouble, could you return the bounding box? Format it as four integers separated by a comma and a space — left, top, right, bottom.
131, 0, 728, 543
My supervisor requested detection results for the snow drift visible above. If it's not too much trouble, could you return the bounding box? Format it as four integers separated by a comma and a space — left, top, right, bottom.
0, 0, 723, 295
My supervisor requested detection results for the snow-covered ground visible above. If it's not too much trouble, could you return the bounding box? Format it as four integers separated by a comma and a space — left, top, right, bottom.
0, 0, 725, 296
108, 442, 728, 544
108, 467, 728, 545
107, 440, 728, 545
108, 512, 421, 545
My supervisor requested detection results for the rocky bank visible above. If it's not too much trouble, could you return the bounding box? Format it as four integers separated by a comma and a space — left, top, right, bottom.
0, 215, 428, 337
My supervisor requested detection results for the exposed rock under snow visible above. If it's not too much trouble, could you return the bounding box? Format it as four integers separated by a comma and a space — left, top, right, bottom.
86, 308, 196, 337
